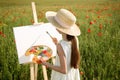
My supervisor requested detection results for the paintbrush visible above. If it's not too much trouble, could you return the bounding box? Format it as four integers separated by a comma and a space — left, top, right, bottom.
46, 31, 53, 39
46, 31, 58, 44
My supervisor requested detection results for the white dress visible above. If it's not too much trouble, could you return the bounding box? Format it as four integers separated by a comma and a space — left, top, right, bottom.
51, 40, 80, 80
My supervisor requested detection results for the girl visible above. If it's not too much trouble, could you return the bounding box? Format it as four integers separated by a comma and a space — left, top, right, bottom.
40, 8, 81, 80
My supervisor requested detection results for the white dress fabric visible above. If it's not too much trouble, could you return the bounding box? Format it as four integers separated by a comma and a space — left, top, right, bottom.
51, 40, 80, 80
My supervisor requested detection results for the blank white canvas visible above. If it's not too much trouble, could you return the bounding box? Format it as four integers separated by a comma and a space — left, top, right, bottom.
13, 23, 62, 64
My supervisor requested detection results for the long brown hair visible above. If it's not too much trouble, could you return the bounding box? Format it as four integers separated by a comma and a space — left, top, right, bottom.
67, 35, 80, 68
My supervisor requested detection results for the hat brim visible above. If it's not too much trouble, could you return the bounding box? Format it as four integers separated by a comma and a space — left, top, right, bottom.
45, 11, 81, 36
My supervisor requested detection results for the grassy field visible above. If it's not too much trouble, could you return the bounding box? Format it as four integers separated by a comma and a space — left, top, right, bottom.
0, 0, 120, 80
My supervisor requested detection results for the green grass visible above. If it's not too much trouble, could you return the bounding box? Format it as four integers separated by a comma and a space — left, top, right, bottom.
0, 0, 120, 80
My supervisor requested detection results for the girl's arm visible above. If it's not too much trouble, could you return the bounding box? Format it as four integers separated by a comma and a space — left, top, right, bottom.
40, 43, 67, 74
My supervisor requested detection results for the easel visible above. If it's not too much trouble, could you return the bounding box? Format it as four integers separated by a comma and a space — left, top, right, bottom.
30, 2, 48, 80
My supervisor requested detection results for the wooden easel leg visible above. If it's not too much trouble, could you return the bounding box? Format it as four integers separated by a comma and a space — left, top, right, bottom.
34, 64, 38, 80
42, 66, 48, 80
30, 63, 35, 80
31, 2, 48, 80
52, 57, 55, 65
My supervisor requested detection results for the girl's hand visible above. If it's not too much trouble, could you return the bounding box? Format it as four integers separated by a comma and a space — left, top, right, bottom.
52, 38, 58, 45
39, 58, 48, 67
46, 31, 58, 45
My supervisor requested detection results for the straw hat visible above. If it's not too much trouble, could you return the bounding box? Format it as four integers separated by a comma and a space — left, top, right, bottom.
45, 9, 81, 36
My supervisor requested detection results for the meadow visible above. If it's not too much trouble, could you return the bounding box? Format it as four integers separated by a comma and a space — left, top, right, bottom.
0, 0, 120, 80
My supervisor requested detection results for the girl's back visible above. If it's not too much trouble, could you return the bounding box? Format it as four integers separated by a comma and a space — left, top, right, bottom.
51, 40, 80, 80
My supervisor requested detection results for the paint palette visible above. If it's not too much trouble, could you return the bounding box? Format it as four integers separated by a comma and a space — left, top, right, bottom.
25, 45, 52, 64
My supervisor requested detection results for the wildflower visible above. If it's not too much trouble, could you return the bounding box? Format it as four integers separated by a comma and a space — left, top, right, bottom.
87, 28, 91, 33
86, 15, 89, 18
99, 24, 102, 29
96, 11, 101, 15
90, 21, 94, 25
98, 16, 101, 18
108, 14, 112, 17
1, 34, 6, 37
0, 31, 3, 35
80, 71, 84, 75
38, 15, 43, 19
0, 31, 6, 38
88, 9, 93, 12
98, 32, 102, 36
110, 20, 112, 24
103, 7, 108, 10
93, 20, 96, 23
31, 19, 34, 24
